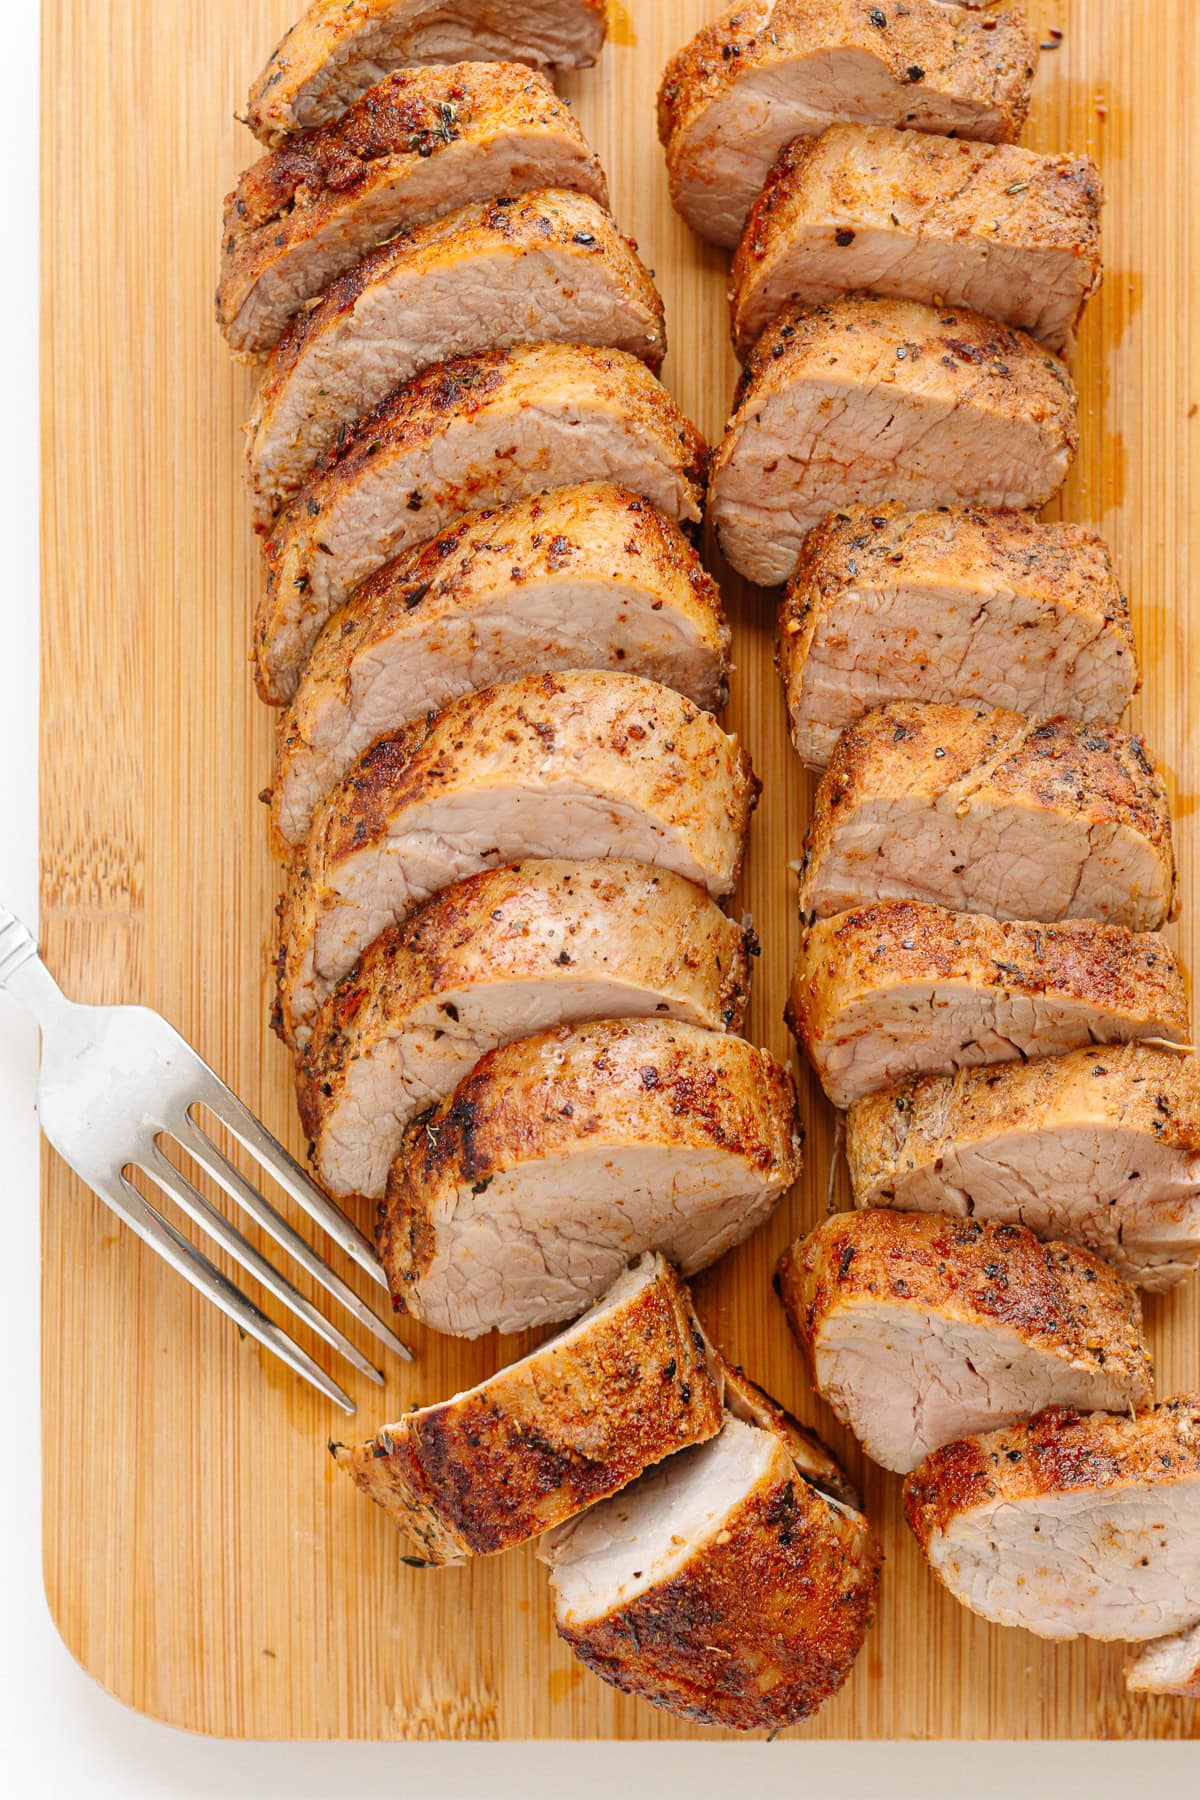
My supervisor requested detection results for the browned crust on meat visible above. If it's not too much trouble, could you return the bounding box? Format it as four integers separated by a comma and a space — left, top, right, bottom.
556, 1431, 882, 1731
708, 1341, 861, 1510
658, 2, 1036, 149
218, 64, 607, 348
330, 1253, 721, 1563
777, 1210, 1152, 1399
798, 700, 1176, 925
903, 1396, 1200, 1549
247, 1, 610, 142
379, 1019, 803, 1292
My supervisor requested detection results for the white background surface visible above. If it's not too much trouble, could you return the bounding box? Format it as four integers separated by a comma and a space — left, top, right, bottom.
2, 5, 1195, 1793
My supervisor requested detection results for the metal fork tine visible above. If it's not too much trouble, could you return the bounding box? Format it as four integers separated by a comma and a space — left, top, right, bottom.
140, 1144, 385, 1386
173, 1112, 411, 1362
109, 1173, 355, 1413
189, 1076, 386, 1289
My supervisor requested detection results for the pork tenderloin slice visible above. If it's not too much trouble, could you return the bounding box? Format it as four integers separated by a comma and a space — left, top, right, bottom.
218, 63, 608, 354
271, 483, 728, 849
247, 192, 665, 528
277, 671, 757, 1046
542, 1414, 881, 1731
903, 1398, 1200, 1641
778, 506, 1139, 767
256, 342, 708, 703
297, 858, 755, 1200
379, 1019, 803, 1338
702, 1334, 861, 1511
329, 1250, 721, 1564
657, 0, 1037, 248
711, 296, 1078, 586
777, 1210, 1152, 1475
1126, 1621, 1200, 1699
731, 126, 1101, 359
247, 0, 609, 142
846, 1045, 1200, 1292
787, 901, 1189, 1109
799, 701, 1175, 932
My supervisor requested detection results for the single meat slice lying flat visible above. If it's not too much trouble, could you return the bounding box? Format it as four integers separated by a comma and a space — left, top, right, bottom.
731, 126, 1102, 359
778, 506, 1139, 767
542, 1413, 881, 1730
904, 1397, 1200, 1641
247, 0, 609, 142
776, 1210, 1152, 1475
710, 296, 1078, 586
379, 1019, 803, 1337
218, 63, 608, 353
270, 484, 728, 849
1127, 1622, 1200, 1699
846, 1045, 1200, 1292
277, 671, 757, 1045
329, 1251, 721, 1565
787, 901, 1189, 1108
798, 701, 1175, 931
297, 858, 755, 1200
256, 343, 707, 702
246, 192, 666, 528
657, 0, 1038, 248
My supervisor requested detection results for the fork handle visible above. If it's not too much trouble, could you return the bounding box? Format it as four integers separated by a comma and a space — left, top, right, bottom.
0, 905, 71, 1028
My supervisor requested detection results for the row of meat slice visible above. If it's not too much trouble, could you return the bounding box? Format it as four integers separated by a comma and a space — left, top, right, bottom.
332, 1250, 881, 1731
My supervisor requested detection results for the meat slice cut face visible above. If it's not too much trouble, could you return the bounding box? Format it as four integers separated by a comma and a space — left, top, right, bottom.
657, 0, 1038, 248
276, 671, 757, 1045
247, 0, 609, 142
218, 63, 608, 354
329, 1251, 721, 1565
787, 901, 1190, 1108
270, 484, 729, 850
845, 1045, 1200, 1292
378, 1019, 803, 1338
798, 701, 1175, 932
256, 343, 708, 703
296, 858, 755, 1200
776, 1211, 1152, 1475
710, 296, 1078, 586
246, 192, 666, 528
778, 506, 1139, 767
731, 126, 1102, 359
1126, 1621, 1200, 1699
904, 1397, 1200, 1642
542, 1414, 881, 1730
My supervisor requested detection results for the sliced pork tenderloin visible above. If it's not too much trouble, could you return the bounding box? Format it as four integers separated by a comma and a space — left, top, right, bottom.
778, 506, 1139, 767
704, 1338, 861, 1511
218, 63, 608, 353
542, 1414, 881, 1730
731, 126, 1101, 359
270, 484, 729, 849
846, 1045, 1200, 1292
379, 1019, 803, 1337
787, 902, 1190, 1108
777, 1210, 1152, 1475
256, 343, 708, 703
246, 192, 666, 528
657, 0, 1038, 248
276, 672, 757, 1045
247, 0, 609, 142
297, 859, 754, 1200
1126, 1622, 1200, 1699
798, 702, 1175, 931
710, 296, 1078, 586
329, 1251, 721, 1564
904, 1397, 1200, 1641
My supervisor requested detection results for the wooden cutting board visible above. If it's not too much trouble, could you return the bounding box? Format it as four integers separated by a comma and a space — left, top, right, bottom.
39, 0, 1200, 1741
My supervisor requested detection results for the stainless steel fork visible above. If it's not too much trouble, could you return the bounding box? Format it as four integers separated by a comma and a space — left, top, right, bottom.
0, 904, 410, 1412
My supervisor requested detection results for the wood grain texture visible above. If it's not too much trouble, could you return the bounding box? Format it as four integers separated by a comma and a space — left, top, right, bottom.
40, 0, 1200, 1740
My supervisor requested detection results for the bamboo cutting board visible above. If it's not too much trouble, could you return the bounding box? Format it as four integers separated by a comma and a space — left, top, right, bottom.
39, 0, 1200, 1741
